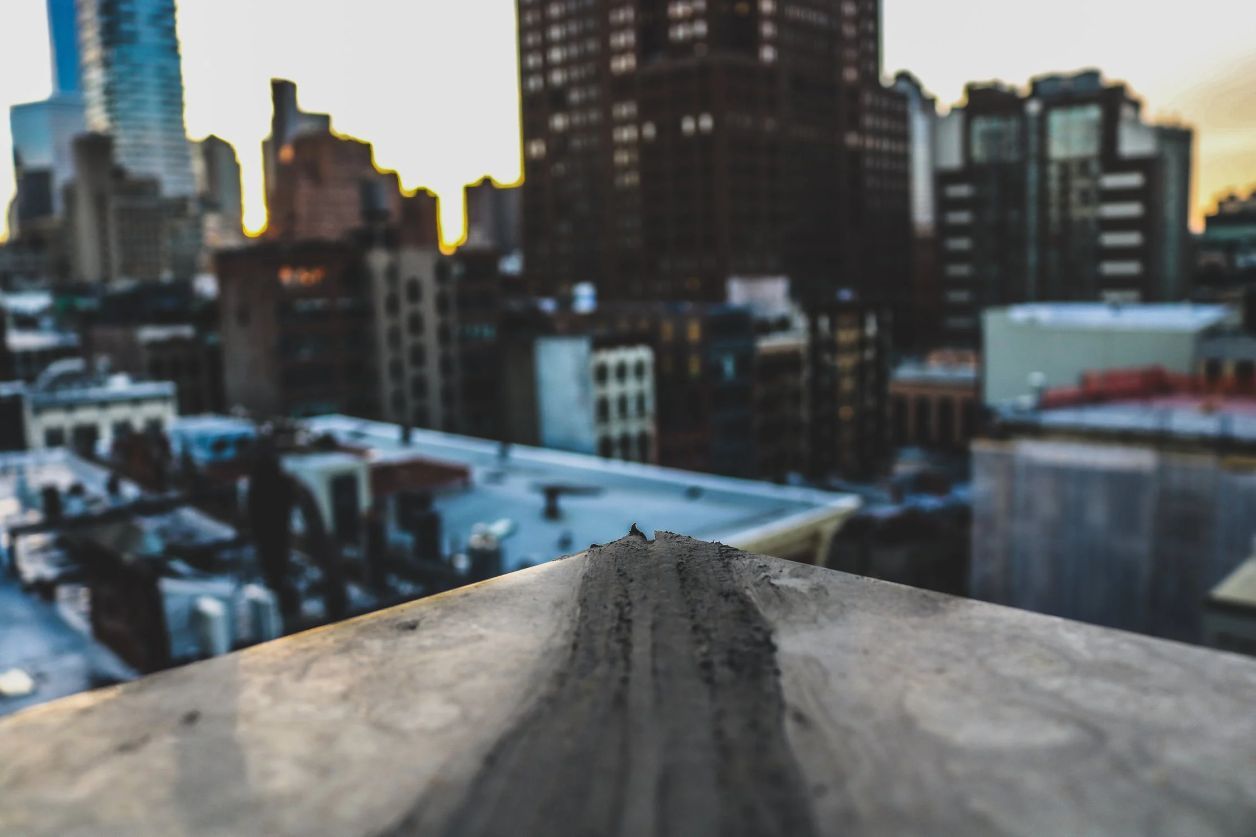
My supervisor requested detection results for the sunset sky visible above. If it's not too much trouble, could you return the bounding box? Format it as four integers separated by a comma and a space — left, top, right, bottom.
1, 0, 1253, 246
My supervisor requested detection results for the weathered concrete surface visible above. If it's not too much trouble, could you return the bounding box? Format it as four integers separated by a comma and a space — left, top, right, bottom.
3, 532, 1256, 836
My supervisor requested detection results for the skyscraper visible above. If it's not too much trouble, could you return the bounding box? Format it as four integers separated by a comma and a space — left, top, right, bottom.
78, 0, 196, 197
195, 135, 246, 257
516, 0, 911, 309
262, 79, 332, 211
47, 0, 82, 95
6, 0, 86, 238
935, 70, 1194, 347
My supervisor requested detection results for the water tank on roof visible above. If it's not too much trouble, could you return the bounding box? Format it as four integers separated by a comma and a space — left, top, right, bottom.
192, 596, 231, 659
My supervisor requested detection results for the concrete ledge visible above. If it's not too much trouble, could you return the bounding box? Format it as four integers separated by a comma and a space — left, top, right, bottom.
2, 533, 1256, 835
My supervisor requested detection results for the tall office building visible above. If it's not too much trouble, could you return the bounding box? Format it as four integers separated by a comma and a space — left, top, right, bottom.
48, 0, 82, 95
517, 0, 911, 309
78, 0, 196, 197
260, 80, 412, 243
262, 79, 332, 210
6, 0, 86, 238
195, 135, 245, 254
894, 70, 942, 351
63, 134, 168, 283
935, 70, 1193, 347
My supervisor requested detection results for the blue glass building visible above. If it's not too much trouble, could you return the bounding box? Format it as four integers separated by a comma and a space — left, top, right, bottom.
78, 0, 196, 197
47, 0, 81, 95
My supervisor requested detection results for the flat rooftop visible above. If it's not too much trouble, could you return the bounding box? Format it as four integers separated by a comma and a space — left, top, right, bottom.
171, 415, 257, 435
28, 378, 176, 409
1005, 396, 1256, 445
1000, 302, 1233, 332
308, 415, 857, 571
1212, 557, 1256, 610
3, 534, 1254, 834
0, 578, 134, 717
892, 361, 978, 386
0, 449, 238, 584
6, 330, 79, 352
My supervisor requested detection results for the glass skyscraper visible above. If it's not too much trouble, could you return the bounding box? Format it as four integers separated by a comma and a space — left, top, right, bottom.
78, 0, 196, 197
48, 0, 81, 95
6, 0, 86, 234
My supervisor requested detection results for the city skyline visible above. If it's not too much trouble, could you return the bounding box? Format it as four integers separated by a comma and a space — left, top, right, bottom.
1, 0, 1254, 246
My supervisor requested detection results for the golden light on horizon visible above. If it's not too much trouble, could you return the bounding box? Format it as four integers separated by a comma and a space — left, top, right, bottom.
1, 0, 1254, 247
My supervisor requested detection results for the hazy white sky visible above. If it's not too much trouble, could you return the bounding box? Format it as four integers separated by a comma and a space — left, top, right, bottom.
1, 0, 1254, 245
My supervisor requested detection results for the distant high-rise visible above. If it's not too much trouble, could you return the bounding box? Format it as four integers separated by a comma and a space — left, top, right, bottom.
63, 133, 168, 283
8, 97, 85, 229
516, 0, 911, 309
263, 79, 332, 210
935, 70, 1194, 347
5, 0, 85, 238
261, 80, 411, 243
78, 0, 196, 197
47, 0, 81, 95
195, 135, 245, 252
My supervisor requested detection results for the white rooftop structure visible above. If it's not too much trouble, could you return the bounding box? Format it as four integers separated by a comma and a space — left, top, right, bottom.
1005, 303, 1234, 332
984, 303, 1239, 406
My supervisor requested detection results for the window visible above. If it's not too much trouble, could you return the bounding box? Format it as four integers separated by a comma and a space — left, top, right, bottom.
615, 362, 628, 382
634, 360, 647, 379
970, 114, 1022, 163
44, 427, 66, 448
71, 424, 99, 455
594, 363, 608, 384
636, 394, 647, 416
618, 395, 629, 417
597, 397, 610, 421
1047, 104, 1102, 161
599, 436, 614, 457
406, 280, 421, 303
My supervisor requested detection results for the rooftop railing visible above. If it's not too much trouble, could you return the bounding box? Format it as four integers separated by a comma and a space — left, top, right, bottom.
2, 531, 1256, 835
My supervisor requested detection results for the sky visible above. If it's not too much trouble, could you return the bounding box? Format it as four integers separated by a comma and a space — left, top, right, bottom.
0, 0, 1253, 246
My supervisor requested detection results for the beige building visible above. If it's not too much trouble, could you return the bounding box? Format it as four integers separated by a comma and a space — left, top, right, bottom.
366, 245, 462, 432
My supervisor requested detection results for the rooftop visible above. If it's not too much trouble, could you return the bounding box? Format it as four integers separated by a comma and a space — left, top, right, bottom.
0, 578, 134, 716
0, 449, 237, 585
307, 415, 857, 570
5, 330, 80, 353
135, 324, 197, 343
1002, 396, 1256, 445
1212, 556, 1256, 611
28, 377, 176, 409
891, 360, 979, 386
2, 533, 1254, 835
998, 302, 1233, 332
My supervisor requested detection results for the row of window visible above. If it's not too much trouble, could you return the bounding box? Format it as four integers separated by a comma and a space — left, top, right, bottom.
593, 358, 650, 384
597, 394, 650, 422
598, 431, 653, 462
43, 417, 165, 450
